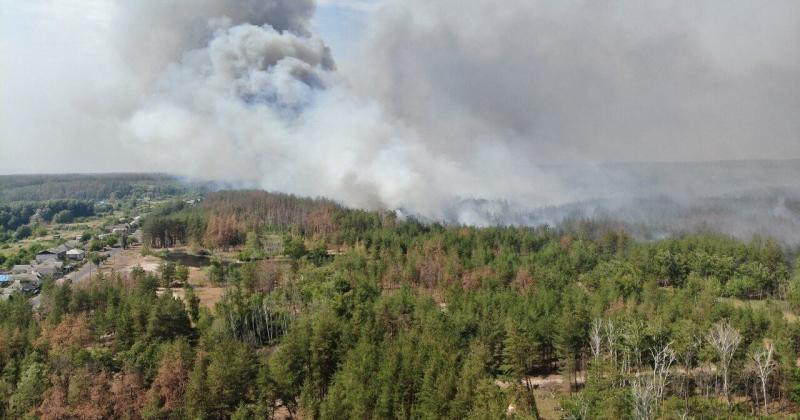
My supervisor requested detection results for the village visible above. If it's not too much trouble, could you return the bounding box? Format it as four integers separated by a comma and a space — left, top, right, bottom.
0, 215, 143, 300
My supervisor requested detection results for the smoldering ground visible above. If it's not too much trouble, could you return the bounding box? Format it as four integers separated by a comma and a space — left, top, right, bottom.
2, 0, 800, 241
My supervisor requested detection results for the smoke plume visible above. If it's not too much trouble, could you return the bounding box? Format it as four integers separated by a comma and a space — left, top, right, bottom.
2, 0, 800, 235
117, 0, 573, 219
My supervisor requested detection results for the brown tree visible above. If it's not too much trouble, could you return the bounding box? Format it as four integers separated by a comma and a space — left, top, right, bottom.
111, 370, 146, 418
146, 345, 190, 416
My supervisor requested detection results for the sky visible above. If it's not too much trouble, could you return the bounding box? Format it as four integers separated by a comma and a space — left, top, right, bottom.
0, 0, 380, 173
1, 0, 799, 219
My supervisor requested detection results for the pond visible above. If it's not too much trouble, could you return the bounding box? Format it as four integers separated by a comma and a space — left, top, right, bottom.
163, 251, 211, 268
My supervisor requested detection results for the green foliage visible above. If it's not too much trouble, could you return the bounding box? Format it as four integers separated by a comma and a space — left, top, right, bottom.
14, 225, 32, 239
9, 362, 48, 417
175, 264, 189, 283
205, 339, 257, 417
283, 235, 307, 261
159, 261, 176, 286
88, 239, 103, 252
0, 174, 198, 203
0, 189, 799, 418
88, 252, 104, 265
184, 286, 200, 322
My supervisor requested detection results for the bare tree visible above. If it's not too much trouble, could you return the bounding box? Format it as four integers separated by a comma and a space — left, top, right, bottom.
651, 342, 676, 409
589, 318, 603, 361
706, 320, 742, 408
604, 319, 619, 363
632, 375, 656, 420
752, 340, 776, 413
629, 342, 676, 420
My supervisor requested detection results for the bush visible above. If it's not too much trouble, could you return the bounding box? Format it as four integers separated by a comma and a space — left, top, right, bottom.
88, 252, 106, 265
52, 209, 74, 224
32, 225, 48, 238
283, 236, 307, 261
724, 276, 757, 298
15, 225, 32, 239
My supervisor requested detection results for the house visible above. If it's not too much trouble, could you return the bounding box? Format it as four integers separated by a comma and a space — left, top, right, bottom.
37, 244, 69, 262
109, 224, 129, 235
12, 273, 41, 286
11, 265, 33, 274
34, 251, 58, 264
32, 260, 63, 278
8, 275, 41, 295
49, 244, 70, 257
66, 248, 86, 260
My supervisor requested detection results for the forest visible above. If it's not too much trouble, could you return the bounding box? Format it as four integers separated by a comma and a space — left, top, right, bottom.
0, 174, 204, 203
0, 200, 96, 234
0, 189, 799, 418
141, 191, 340, 249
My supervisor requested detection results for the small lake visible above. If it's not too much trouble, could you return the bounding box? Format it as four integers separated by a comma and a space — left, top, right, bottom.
163, 251, 211, 268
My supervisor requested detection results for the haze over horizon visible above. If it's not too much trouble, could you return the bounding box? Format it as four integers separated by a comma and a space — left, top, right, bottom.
2, 0, 800, 220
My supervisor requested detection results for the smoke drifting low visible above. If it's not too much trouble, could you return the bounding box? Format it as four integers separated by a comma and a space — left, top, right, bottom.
3, 0, 800, 238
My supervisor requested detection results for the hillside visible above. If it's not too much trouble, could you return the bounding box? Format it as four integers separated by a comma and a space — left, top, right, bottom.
0, 186, 799, 418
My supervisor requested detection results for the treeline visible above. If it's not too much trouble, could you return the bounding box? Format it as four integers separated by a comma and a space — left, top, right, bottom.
143, 191, 344, 249
141, 191, 791, 302
0, 174, 203, 202
142, 207, 206, 249
0, 199, 95, 232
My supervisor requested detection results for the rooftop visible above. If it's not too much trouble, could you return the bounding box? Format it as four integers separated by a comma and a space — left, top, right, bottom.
11, 265, 32, 273
47, 244, 70, 254
12, 273, 40, 283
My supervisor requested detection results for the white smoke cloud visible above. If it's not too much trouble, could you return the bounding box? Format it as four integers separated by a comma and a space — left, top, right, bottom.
122, 14, 570, 220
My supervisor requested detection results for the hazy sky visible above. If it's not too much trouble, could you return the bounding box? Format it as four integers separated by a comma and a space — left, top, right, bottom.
1, 0, 799, 217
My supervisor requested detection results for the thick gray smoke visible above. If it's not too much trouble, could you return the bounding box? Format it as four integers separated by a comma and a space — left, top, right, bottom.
350, 0, 800, 164
3, 0, 800, 239
119, 0, 572, 218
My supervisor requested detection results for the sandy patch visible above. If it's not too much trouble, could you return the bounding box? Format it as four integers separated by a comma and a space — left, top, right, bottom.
164, 286, 227, 310
100, 247, 162, 273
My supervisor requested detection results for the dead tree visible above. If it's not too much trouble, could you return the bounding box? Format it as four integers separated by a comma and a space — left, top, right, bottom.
630, 342, 676, 420
590, 318, 603, 361
632, 375, 656, 420
752, 340, 776, 413
651, 342, 676, 410
605, 320, 620, 361
706, 320, 742, 408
